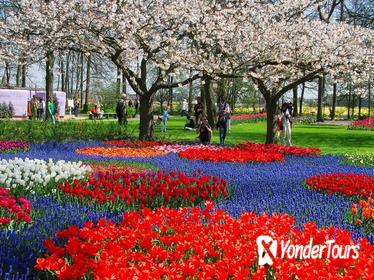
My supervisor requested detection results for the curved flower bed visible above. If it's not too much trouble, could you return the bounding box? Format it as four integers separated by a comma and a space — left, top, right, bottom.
0, 158, 91, 195
155, 144, 223, 154
83, 160, 158, 175
0, 140, 30, 153
231, 113, 267, 124
238, 142, 321, 156
305, 173, 374, 197
351, 117, 374, 130
179, 147, 284, 163
36, 204, 373, 280
75, 146, 167, 158
0, 186, 32, 226
104, 140, 170, 147
57, 170, 228, 210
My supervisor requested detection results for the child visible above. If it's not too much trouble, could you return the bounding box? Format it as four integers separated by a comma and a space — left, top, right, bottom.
161, 107, 168, 132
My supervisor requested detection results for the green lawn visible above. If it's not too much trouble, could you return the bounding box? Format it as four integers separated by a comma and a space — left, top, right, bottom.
147, 116, 374, 155
1, 116, 373, 154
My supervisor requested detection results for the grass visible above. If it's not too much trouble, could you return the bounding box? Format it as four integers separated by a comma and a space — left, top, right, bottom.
151, 116, 374, 155
1, 116, 373, 155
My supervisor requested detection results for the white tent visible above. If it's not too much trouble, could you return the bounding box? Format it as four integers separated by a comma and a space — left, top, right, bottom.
0, 89, 66, 117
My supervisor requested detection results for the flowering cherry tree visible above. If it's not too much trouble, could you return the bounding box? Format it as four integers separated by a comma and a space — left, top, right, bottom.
1, 0, 372, 141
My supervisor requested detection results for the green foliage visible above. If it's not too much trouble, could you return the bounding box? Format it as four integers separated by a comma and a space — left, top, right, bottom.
151, 117, 374, 155
0, 120, 131, 143
0, 102, 14, 118
293, 115, 316, 125
98, 83, 119, 111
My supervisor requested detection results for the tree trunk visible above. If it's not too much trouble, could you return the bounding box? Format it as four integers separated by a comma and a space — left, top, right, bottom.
347, 82, 351, 119
331, 83, 337, 120
200, 78, 206, 111
65, 52, 70, 96
358, 96, 362, 118
292, 86, 298, 117
84, 54, 91, 112
299, 82, 305, 115
21, 65, 26, 87
351, 91, 355, 118
265, 98, 278, 144
61, 55, 65, 92
168, 76, 173, 112
46, 50, 55, 120
75, 53, 81, 100
203, 77, 215, 128
340, 0, 344, 21
139, 94, 154, 140
4, 62, 10, 86
122, 70, 127, 94
1, 65, 6, 85
69, 53, 75, 99
117, 67, 122, 95
188, 68, 193, 114
368, 80, 371, 118
16, 65, 21, 87
160, 89, 164, 113
80, 53, 84, 107
317, 76, 325, 122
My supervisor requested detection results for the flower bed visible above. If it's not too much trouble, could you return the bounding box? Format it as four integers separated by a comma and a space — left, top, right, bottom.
231, 113, 266, 124
83, 160, 158, 175
0, 140, 30, 153
57, 170, 228, 210
75, 146, 167, 158
350, 117, 374, 130
0, 186, 32, 227
36, 204, 373, 280
155, 144, 222, 154
179, 147, 284, 163
343, 153, 374, 166
178, 143, 319, 163
238, 142, 321, 156
349, 197, 374, 234
104, 140, 170, 147
0, 158, 91, 195
305, 173, 374, 197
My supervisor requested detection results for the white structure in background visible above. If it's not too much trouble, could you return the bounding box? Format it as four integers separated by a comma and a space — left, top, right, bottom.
0, 89, 66, 117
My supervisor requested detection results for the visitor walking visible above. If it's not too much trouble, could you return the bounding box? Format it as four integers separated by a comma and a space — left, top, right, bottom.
194, 97, 204, 127
74, 98, 80, 117
41, 98, 46, 120
27, 98, 32, 120
31, 96, 38, 120
161, 106, 169, 132
217, 96, 230, 146
116, 94, 128, 125
276, 107, 283, 144
48, 96, 56, 126
37, 98, 44, 120
281, 102, 292, 146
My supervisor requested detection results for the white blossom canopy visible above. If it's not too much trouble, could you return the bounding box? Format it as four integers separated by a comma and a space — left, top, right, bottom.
0, 0, 372, 96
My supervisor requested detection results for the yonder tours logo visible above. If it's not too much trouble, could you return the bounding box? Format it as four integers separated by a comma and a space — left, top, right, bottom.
256, 235, 360, 266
